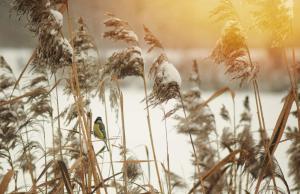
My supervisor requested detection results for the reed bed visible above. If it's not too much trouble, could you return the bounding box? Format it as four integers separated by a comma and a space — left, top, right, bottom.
0, 0, 299, 194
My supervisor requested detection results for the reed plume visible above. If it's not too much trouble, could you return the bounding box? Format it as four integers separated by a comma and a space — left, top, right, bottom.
101, 13, 143, 80
143, 26, 182, 107
11, 0, 73, 72
211, 20, 258, 85
65, 17, 99, 95
249, 0, 292, 47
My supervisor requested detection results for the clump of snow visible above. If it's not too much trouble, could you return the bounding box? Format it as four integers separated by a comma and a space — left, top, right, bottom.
76, 49, 98, 62
129, 46, 143, 61
59, 38, 73, 54
125, 30, 139, 42
158, 61, 182, 86
50, 9, 63, 27
103, 17, 121, 25
50, 29, 58, 35
132, 46, 142, 54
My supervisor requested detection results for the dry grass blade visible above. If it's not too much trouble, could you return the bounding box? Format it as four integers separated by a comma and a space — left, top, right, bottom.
91, 172, 123, 194
114, 159, 154, 164
10, 49, 36, 98
0, 78, 62, 106
57, 160, 74, 194
254, 90, 294, 194
35, 177, 61, 189
188, 149, 245, 194
0, 87, 48, 106
197, 87, 235, 109
0, 170, 14, 194
36, 160, 54, 182
161, 163, 187, 192
269, 91, 294, 154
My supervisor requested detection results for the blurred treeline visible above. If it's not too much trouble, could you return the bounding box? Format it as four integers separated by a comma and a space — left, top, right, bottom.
0, 0, 298, 91
1, 0, 300, 49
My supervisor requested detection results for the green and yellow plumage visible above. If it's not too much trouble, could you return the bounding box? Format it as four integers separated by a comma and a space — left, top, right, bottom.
93, 116, 109, 150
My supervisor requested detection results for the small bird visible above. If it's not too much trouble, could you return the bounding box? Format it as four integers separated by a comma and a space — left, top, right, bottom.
93, 116, 109, 151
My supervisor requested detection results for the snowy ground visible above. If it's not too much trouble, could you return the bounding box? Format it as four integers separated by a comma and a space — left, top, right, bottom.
0, 48, 297, 193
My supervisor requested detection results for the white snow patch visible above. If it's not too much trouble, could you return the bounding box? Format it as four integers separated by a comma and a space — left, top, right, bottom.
58, 38, 73, 54
50, 29, 58, 35
126, 30, 139, 42
129, 46, 142, 61
50, 9, 63, 27
103, 17, 121, 24
76, 49, 98, 62
159, 60, 182, 86
132, 46, 142, 54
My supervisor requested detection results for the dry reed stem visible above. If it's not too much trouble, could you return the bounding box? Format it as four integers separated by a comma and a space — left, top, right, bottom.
54, 74, 63, 159
66, 11, 105, 194
0, 170, 14, 194
119, 88, 129, 193
142, 75, 164, 194
253, 81, 268, 142
41, 127, 48, 194
87, 113, 92, 194
69, 69, 103, 194
254, 82, 278, 194
9, 49, 36, 99
246, 44, 278, 192
196, 87, 235, 110
232, 96, 237, 194
247, 46, 279, 193
57, 161, 74, 194
162, 109, 171, 194
111, 78, 129, 193
103, 93, 118, 193
144, 146, 151, 188
65, 2, 108, 193
283, 49, 300, 132
78, 116, 87, 194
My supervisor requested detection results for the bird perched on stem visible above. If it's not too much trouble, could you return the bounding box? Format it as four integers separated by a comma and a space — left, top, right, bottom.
93, 116, 109, 151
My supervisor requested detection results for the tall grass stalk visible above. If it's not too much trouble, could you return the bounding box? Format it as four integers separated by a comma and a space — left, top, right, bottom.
142, 75, 164, 194
69, 71, 103, 194
41, 121, 48, 194
118, 85, 129, 193
103, 93, 118, 193
246, 48, 279, 194
54, 74, 63, 159
283, 49, 300, 131
162, 109, 171, 194
66, 4, 106, 194
232, 97, 237, 194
